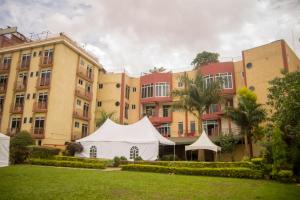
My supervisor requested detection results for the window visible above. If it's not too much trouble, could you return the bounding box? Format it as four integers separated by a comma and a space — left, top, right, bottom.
15, 94, 25, 107
246, 62, 252, 69
23, 117, 27, 124
10, 117, 21, 132
190, 121, 196, 133
157, 123, 171, 137
162, 105, 170, 117
178, 122, 183, 135
35, 117, 44, 128
125, 85, 130, 100
89, 146, 97, 158
132, 104, 136, 109
36, 71, 39, 77
87, 66, 93, 79
2, 57, 11, 68
141, 84, 154, 98
132, 87, 136, 92
124, 103, 129, 119
0, 96, 4, 110
82, 124, 88, 137
98, 83, 103, 89
33, 52, 37, 57
204, 75, 214, 88
78, 79, 83, 85
0, 75, 8, 87
21, 53, 31, 68
40, 70, 51, 86
208, 104, 219, 113
38, 92, 48, 103
178, 81, 183, 87
97, 101, 102, 107
32, 93, 36, 99
215, 73, 233, 89
42, 49, 53, 65
203, 120, 219, 136
77, 99, 81, 106
26, 94, 30, 99
83, 103, 89, 118
75, 121, 80, 128
144, 105, 155, 116
30, 72, 33, 77
29, 117, 33, 123
116, 83, 120, 88
115, 101, 120, 106
155, 82, 170, 97
80, 59, 85, 66
130, 146, 139, 160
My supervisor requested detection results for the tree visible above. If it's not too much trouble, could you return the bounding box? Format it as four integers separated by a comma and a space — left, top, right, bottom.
267, 71, 300, 173
272, 127, 287, 172
65, 142, 83, 156
225, 87, 266, 158
96, 110, 118, 128
172, 74, 223, 135
149, 67, 166, 73
10, 131, 34, 164
214, 134, 239, 161
191, 51, 219, 69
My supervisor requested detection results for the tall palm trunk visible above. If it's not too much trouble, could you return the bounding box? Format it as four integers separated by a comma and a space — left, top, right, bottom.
197, 113, 202, 135
244, 134, 249, 157
248, 135, 254, 158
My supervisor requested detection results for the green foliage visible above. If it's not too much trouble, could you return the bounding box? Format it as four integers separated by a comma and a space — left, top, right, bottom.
29, 158, 105, 169
191, 51, 219, 68
10, 131, 34, 164
113, 156, 128, 167
225, 87, 266, 158
149, 67, 166, 73
161, 154, 179, 161
96, 110, 118, 128
28, 146, 60, 159
172, 74, 222, 134
272, 127, 287, 172
132, 160, 255, 169
122, 164, 263, 179
214, 134, 239, 161
65, 142, 83, 156
134, 156, 143, 161
271, 170, 294, 183
53, 155, 112, 166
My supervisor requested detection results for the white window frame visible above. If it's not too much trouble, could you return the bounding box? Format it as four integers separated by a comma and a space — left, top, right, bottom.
155, 82, 170, 97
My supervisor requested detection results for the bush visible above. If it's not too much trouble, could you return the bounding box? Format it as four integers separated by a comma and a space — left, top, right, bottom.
28, 146, 60, 159
272, 170, 294, 183
29, 158, 105, 169
161, 154, 179, 161
64, 142, 83, 156
122, 164, 263, 179
10, 131, 34, 164
132, 161, 255, 169
53, 155, 112, 166
134, 156, 143, 161
113, 156, 128, 167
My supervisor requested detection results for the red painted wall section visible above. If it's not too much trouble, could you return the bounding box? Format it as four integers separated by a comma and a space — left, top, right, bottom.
140, 72, 173, 103
198, 62, 236, 95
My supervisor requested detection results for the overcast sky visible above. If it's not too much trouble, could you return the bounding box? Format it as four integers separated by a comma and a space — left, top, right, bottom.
0, 0, 300, 75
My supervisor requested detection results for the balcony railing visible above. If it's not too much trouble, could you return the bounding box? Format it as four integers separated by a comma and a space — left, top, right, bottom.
36, 78, 50, 89
17, 60, 30, 71
73, 108, 90, 121
33, 102, 48, 113
144, 111, 172, 124
15, 81, 27, 92
0, 63, 10, 73
11, 103, 24, 113
39, 56, 53, 68
77, 66, 93, 82
32, 128, 45, 139
75, 87, 93, 101
0, 83, 7, 93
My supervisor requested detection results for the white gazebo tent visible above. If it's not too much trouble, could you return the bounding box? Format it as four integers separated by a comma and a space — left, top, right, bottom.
185, 130, 221, 161
0, 133, 10, 167
76, 117, 175, 161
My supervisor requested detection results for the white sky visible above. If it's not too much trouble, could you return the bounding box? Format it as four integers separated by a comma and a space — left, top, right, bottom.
0, 0, 300, 75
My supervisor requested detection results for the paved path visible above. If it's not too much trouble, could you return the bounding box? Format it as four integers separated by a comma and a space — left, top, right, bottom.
102, 167, 122, 171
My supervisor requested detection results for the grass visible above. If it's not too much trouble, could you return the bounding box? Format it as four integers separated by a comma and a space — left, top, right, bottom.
0, 165, 299, 200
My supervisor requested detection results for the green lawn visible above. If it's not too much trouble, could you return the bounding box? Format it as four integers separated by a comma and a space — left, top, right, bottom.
0, 165, 299, 200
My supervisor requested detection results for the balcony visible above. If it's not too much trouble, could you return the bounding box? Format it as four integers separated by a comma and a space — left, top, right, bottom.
0, 63, 10, 74
73, 108, 90, 121
77, 66, 93, 82
149, 115, 172, 124
11, 103, 24, 114
33, 102, 48, 113
15, 81, 27, 92
36, 78, 51, 90
75, 87, 93, 101
0, 83, 7, 93
17, 61, 30, 71
39, 56, 53, 68
32, 128, 45, 139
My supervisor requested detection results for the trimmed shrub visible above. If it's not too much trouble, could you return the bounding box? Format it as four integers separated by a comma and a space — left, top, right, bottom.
10, 131, 34, 164
122, 164, 263, 179
272, 170, 294, 183
64, 142, 83, 156
29, 158, 105, 169
113, 156, 128, 167
53, 156, 112, 166
131, 161, 255, 169
28, 146, 60, 159
134, 156, 143, 161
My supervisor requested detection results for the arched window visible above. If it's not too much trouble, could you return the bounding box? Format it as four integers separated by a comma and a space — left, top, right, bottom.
130, 146, 139, 159
90, 146, 97, 158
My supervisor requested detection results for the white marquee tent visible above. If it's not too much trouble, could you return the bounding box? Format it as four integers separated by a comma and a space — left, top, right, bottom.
0, 133, 10, 167
185, 130, 221, 154
76, 117, 175, 161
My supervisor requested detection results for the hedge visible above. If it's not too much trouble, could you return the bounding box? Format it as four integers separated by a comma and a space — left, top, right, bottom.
29, 159, 105, 169
52, 155, 112, 166
28, 146, 60, 159
129, 161, 255, 169
122, 164, 263, 179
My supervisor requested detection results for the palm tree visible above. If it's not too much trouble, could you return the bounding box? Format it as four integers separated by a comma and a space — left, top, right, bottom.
172, 74, 223, 135
149, 67, 166, 73
225, 88, 266, 158
96, 110, 117, 128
